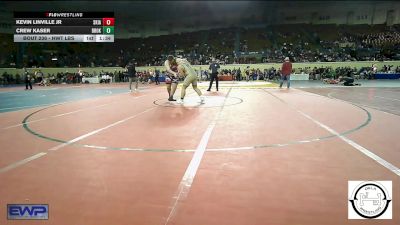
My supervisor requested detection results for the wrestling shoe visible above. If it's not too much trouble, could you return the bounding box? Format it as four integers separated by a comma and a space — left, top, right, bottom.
177, 99, 184, 104
199, 96, 205, 104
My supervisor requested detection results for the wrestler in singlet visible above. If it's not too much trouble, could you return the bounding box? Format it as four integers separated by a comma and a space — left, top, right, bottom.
166, 63, 179, 84
165, 55, 179, 101
176, 58, 204, 104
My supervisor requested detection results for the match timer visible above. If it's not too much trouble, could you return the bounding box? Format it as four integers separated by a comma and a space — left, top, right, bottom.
14, 12, 115, 42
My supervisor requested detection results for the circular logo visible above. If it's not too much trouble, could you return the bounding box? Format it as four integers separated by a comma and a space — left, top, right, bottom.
349, 181, 391, 219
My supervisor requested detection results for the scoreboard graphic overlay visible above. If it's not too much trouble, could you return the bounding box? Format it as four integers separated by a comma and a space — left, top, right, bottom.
14, 12, 114, 42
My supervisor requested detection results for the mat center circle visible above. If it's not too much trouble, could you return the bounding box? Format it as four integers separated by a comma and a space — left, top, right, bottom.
153, 95, 243, 108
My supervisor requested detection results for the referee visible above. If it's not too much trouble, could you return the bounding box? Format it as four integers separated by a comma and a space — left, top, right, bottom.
24, 68, 32, 90
207, 58, 220, 91
126, 59, 138, 92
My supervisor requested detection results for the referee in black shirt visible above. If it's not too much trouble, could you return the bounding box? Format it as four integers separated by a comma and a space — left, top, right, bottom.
207, 58, 220, 91
24, 68, 32, 90
126, 59, 138, 92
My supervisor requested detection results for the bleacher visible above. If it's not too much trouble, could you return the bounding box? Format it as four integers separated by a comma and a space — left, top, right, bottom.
1, 24, 400, 68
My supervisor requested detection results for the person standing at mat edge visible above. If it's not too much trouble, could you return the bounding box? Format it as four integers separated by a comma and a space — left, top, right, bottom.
280, 57, 292, 88
154, 69, 160, 85
24, 68, 32, 90
126, 59, 138, 92
207, 58, 220, 91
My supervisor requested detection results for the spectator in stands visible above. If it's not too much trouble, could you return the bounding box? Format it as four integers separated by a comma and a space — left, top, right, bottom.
280, 57, 292, 89
245, 66, 250, 82
35, 70, 43, 83
236, 68, 242, 81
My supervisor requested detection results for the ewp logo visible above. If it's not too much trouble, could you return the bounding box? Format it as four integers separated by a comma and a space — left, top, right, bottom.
7, 204, 49, 220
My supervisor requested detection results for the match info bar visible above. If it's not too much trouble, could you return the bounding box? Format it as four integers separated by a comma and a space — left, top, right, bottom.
14, 12, 114, 42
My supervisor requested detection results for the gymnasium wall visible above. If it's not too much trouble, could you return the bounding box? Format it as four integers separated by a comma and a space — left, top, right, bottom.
1, 61, 400, 77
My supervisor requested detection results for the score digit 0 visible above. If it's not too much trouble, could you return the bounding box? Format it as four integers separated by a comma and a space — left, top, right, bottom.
103, 26, 114, 34
102, 18, 114, 26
